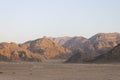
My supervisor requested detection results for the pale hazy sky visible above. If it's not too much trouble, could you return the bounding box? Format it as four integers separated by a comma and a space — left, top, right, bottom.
0, 0, 120, 43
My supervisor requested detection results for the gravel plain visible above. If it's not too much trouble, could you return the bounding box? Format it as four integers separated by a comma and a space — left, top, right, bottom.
0, 62, 120, 80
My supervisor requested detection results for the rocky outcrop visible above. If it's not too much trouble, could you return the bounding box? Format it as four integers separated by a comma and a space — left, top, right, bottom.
0, 38, 71, 61
0, 42, 41, 62
66, 33, 120, 63
65, 49, 96, 63
63, 37, 88, 52
90, 44, 120, 63
64, 33, 120, 54
49, 37, 72, 46
48, 33, 120, 55
88, 32, 120, 54
20, 38, 72, 59
1, 32, 120, 62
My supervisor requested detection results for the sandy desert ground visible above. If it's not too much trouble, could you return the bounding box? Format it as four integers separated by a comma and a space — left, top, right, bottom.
0, 61, 120, 80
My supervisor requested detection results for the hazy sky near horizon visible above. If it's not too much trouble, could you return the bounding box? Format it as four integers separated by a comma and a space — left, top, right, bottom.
0, 0, 120, 43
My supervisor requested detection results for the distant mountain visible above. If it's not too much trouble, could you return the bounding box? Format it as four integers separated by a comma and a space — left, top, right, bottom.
90, 44, 120, 63
88, 32, 120, 54
65, 33, 120, 63
49, 37, 72, 46
0, 38, 71, 62
0, 32, 120, 62
89, 33, 120, 42
0, 42, 41, 62
63, 36, 88, 52
66, 44, 120, 63
20, 38, 72, 59
64, 33, 120, 53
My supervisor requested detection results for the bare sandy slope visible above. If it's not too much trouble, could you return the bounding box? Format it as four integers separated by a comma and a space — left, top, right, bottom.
0, 62, 120, 80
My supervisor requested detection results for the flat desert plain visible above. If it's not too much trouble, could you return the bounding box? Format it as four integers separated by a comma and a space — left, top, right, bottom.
0, 61, 120, 80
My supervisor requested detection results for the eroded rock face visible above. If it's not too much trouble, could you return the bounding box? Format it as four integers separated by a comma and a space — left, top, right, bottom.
47, 33, 120, 56
90, 44, 120, 63
0, 38, 71, 61
0, 42, 41, 62
20, 38, 72, 59
66, 33, 120, 63
49, 37, 72, 46
64, 33, 120, 53
63, 37, 88, 52
88, 33, 120, 54
65, 50, 96, 63
1, 33, 120, 62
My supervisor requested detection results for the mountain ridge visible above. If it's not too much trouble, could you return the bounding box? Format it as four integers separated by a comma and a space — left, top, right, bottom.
0, 32, 120, 62
0, 38, 71, 61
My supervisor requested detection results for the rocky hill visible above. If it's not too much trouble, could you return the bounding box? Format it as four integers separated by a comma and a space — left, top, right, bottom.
48, 33, 120, 55
88, 32, 120, 54
0, 42, 41, 62
66, 33, 120, 63
49, 37, 72, 46
66, 44, 120, 63
0, 38, 71, 62
63, 36, 88, 52
0, 32, 120, 62
64, 33, 120, 53
65, 49, 96, 63
20, 38, 72, 59
90, 44, 120, 63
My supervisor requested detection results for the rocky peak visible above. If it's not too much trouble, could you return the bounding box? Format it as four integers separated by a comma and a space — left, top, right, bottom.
89, 32, 120, 43
20, 38, 72, 59
87, 33, 120, 54
49, 36, 72, 46
63, 36, 88, 51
